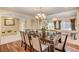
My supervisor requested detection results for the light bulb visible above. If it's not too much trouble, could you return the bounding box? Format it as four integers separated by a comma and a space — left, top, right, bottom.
35, 16, 39, 19
42, 14, 46, 19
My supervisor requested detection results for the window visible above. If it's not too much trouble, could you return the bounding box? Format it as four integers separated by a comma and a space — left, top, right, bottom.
61, 21, 71, 30
48, 23, 54, 30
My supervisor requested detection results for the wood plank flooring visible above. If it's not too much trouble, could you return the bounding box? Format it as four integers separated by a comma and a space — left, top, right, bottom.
66, 42, 79, 52
0, 40, 79, 52
0, 40, 30, 52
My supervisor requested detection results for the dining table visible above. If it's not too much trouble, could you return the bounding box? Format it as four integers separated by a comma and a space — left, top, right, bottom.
40, 36, 54, 52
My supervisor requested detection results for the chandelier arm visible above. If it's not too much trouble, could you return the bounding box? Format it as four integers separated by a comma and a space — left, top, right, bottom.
35, 7, 46, 20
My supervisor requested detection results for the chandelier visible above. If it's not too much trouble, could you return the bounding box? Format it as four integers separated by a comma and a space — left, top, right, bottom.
35, 7, 46, 21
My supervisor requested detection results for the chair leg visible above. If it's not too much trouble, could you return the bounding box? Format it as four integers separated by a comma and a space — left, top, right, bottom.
48, 47, 49, 52
30, 46, 33, 52
21, 41, 23, 47
29, 45, 32, 52
62, 49, 65, 52
49, 45, 54, 52
24, 44, 27, 51
32, 48, 35, 52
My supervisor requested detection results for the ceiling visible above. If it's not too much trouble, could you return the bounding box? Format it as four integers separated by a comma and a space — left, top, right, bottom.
0, 7, 76, 16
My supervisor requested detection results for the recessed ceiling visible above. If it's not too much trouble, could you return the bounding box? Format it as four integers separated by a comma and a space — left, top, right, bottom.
0, 7, 76, 16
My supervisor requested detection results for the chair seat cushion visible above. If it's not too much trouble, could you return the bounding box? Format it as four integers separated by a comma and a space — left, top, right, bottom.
41, 44, 48, 51
55, 43, 63, 50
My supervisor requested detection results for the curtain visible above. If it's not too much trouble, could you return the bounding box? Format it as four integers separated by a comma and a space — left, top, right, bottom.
58, 21, 61, 30
70, 19, 75, 30
70, 19, 76, 40
53, 21, 56, 29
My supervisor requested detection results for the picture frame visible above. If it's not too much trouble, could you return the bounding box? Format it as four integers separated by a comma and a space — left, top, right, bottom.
4, 18, 15, 26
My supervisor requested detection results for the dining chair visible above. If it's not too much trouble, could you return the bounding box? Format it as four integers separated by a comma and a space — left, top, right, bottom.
20, 31, 32, 51
31, 35, 49, 52
20, 31, 26, 47
24, 33, 32, 51
55, 34, 68, 52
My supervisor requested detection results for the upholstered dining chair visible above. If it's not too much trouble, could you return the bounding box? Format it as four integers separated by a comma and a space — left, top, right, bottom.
31, 35, 49, 52
20, 31, 26, 47
24, 33, 32, 51
54, 34, 68, 52
20, 31, 32, 51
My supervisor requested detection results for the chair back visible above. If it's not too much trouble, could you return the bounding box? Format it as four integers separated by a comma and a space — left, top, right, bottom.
62, 34, 68, 51
20, 31, 26, 42
31, 35, 42, 51
54, 34, 61, 45
24, 33, 30, 46
55, 34, 68, 52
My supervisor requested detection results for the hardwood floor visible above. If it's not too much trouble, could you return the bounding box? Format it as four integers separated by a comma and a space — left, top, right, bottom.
66, 42, 79, 52
0, 40, 30, 52
0, 40, 79, 52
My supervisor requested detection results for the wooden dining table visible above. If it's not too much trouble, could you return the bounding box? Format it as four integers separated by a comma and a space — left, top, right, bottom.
40, 36, 54, 52
27, 32, 54, 52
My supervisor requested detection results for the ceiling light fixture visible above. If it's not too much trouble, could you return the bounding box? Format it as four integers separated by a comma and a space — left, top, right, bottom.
35, 7, 46, 21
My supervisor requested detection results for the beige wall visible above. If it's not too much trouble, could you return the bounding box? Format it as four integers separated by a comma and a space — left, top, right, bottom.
0, 17, 1, 36
25, 18, 31, 29
0, 16, 19, 36
0, 9, 34, 45
25, 18, 40, 30
76, 8, 79, 36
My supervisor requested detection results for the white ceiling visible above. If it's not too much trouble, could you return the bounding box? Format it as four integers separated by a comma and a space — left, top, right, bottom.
0, 7, 76, 16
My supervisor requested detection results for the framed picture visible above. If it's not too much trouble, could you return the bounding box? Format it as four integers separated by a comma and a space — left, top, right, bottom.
4, 18, 15, 26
